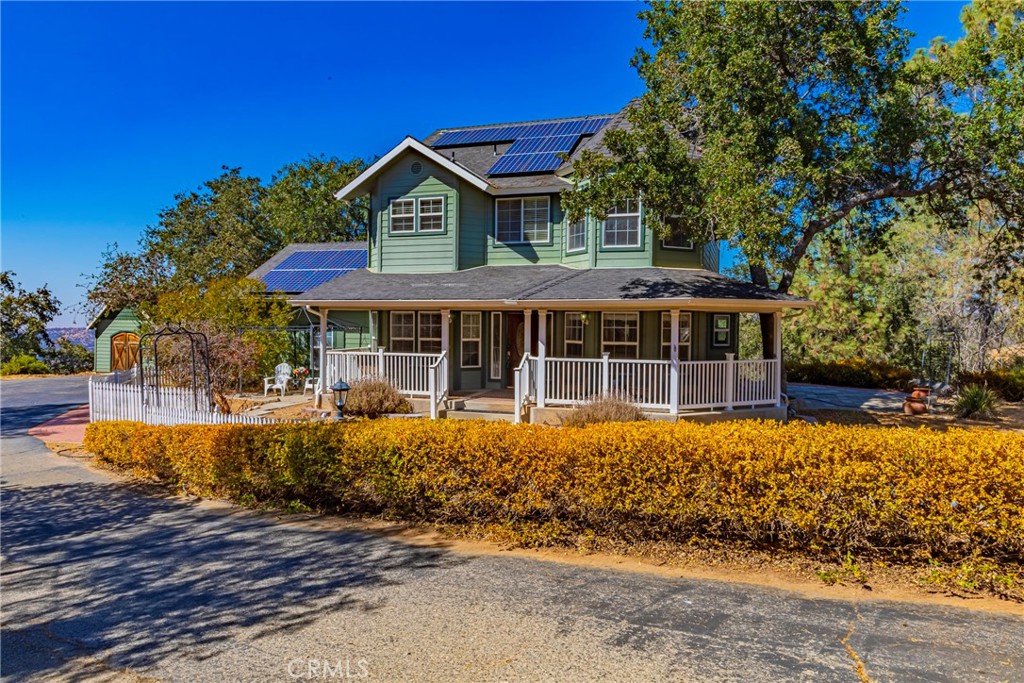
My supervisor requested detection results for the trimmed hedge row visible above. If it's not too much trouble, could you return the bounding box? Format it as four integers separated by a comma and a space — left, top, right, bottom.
84, 419, 1024, 564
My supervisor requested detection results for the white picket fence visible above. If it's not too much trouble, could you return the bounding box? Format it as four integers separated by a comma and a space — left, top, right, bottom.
88, 378, 286, 426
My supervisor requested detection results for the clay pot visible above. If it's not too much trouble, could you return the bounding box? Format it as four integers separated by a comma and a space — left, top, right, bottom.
910, 386, 931, 400
903, 398, 928, 415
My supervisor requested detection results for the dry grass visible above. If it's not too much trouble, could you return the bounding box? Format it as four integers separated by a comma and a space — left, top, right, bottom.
802, 405, 1024, 432
563, 395, 647, 427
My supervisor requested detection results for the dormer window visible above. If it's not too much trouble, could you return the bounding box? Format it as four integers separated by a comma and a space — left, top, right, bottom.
602, 199, 641, 248
496, 197, 550, 244
389, 196, 446, 234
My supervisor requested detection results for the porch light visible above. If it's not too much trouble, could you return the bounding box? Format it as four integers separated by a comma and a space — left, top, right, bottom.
580, 313, 590, 325
330, 380, 351, 419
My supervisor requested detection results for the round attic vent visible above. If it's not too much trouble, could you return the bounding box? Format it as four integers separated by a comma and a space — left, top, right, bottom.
411, 161, 423, 175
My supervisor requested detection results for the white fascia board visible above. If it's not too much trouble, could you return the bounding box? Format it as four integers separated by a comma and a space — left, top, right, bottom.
334, 137, 492, 201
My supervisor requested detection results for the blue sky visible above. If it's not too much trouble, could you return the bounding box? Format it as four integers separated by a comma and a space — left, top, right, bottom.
2, 1, 968, 326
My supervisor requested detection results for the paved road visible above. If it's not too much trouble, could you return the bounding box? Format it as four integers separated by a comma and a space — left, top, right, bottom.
2, 378, 1022, 682
787, 383, 908, 412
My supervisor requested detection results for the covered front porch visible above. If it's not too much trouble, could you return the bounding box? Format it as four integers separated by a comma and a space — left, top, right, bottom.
313, 305, 785, 422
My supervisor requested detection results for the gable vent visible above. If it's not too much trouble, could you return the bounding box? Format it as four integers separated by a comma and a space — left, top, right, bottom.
411, 161, 423, 175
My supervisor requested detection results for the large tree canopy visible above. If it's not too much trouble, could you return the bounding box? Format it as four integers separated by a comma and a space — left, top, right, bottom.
563, 0, 1023, 354
0, 271, 60, 363
85, 156, 367, 320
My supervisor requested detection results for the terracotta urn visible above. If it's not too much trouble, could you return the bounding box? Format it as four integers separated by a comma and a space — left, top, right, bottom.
910, 386, 931, 400
903, 398, 928, 415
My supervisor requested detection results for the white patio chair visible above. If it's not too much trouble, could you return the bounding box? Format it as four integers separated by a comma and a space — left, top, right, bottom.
303, 376, 319, 396
263, 363, 292, 398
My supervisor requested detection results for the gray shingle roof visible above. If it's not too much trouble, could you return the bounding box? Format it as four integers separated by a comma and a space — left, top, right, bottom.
292, 265, 808, 308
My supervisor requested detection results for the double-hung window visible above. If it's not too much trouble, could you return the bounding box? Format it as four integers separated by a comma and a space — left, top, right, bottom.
390, 199, 416, 233
461, 312, 481, 368
418, 312, 443, 353
564, 313, 584, 357
660, 312, 692, 360
661, 216, 694, 250
389, 197, 445, 233
390, 312, 416, 352
712, 314, 732, 348
602, 199, 641, 248
601, 312, 639, 359
567, 219, 587, 253
496, 197, 550, 243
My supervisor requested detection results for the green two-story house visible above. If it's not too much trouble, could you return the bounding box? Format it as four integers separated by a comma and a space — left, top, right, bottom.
293, 105, 810, 422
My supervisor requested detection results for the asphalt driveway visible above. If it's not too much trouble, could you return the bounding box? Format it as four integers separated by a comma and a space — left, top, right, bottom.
2, 378, 1022, 682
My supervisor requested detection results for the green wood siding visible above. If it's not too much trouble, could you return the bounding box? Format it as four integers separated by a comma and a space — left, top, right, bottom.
373, 153, 458, 273
458, 186, 490, 269
652, 239, 704, 268
92, 308, 141, 373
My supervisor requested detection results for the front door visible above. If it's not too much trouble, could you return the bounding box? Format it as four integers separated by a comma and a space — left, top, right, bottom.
505, 312, 524, 387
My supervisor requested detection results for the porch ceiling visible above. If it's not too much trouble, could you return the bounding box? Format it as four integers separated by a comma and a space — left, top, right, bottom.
291, 266, 812, 312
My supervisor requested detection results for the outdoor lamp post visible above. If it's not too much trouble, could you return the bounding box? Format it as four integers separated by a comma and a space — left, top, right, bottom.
331, 380, 350, 419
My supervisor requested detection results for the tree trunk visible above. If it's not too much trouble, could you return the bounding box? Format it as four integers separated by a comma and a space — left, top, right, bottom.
750, 264, 788, 393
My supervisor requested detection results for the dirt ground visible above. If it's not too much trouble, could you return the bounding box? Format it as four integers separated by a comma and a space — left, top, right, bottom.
802, 402, 1024, 432
0, 371, 100, 380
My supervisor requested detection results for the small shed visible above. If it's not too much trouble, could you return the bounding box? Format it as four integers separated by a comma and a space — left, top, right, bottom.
88, 307, 141, 373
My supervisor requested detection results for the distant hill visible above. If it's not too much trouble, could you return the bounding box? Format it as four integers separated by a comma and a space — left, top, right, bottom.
49, 327, 95, 352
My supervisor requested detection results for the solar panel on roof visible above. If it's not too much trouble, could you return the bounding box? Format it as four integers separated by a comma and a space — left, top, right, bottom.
260, 248, 367, 293
432, 116, 612, 148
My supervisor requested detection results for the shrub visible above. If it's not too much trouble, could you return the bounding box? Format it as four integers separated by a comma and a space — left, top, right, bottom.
956, 366, 1024, 403
85, 419, 1024, 568
342, 377, 412, 418
786, 358, 913, 390
563, 395, 646, 427
45, 337, 94, 374
953, 384, 1001, 419
0, 354, 50, 375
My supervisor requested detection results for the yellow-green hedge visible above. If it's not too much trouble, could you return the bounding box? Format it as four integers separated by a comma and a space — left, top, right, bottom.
84, 419, 1024, 563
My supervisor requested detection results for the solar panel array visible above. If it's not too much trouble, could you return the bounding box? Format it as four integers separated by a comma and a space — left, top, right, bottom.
261, 249, 367, 293
431, 117, 613, 175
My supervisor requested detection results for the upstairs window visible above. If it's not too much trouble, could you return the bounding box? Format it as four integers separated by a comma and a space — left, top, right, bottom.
602, 199, 641, 248
661, 217, 694, 250
390, 199, 416, 233
567, 219, 587, 253
389, 196, 445, 233
496, 197, 550, 243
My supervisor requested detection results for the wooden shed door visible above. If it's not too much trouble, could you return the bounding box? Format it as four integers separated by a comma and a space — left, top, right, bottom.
111, 332, 140, 371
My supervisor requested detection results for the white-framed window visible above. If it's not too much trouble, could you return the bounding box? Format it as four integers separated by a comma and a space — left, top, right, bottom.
601, 312, 639, 359
495, 197, 550, 243
418, 196, 445, 232
390, 311, 416, 352
602, 199, 641, 248
418, 312, 443, 353
564, 312, 584, 358
490, 312, 502, 380
661, 217, 694, 250
712, 314, 732, 348
461, 312, 481, 368
390, 199, 416, 233
567, 219, 587, 253
660, 312, 692, 360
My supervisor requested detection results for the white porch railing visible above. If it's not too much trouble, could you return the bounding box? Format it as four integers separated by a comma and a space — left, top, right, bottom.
427, 351, 449, 419
512, 354, 535, 424
535, 354, 779, 412
325, 348, 443, 398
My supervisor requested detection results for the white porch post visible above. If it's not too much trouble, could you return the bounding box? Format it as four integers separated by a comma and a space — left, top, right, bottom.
669, 310, 680, 415
536, 309, 547, 408
440, 309, 451, 358
317, 309, 328, 409
523, 310, 532, 359
725, 352, 736, 411
368, 311, 376, 351
773, 310, 783, 406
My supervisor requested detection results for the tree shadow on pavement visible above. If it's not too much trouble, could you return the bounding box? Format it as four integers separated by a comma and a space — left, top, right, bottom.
0, 477, 462, 681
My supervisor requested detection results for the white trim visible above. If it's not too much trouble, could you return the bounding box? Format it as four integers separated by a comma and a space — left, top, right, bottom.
417, 196, 446, 233
495, 196, 551, 244
291, 297, 814, 312
389, 310, 416, 353
712, 313, 732, 347
335, 137, 490, 200
566, 218, 587, 254
489, 312, 502, 380
602, 199, 642, 249
601, 311, 640, 359
661, 311, 691, 360
389, 198, 416, 233
461, 312, 482, 368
